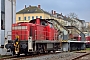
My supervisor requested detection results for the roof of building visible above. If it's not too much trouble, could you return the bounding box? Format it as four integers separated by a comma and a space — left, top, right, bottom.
16, 6, 51, 15
75, 18, 85, 24
55, 13, 72, 22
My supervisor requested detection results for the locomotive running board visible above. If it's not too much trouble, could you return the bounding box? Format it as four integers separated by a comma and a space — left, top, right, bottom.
28, 37, 33, 52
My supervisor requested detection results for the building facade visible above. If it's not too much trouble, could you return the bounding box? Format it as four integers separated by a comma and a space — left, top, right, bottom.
86, 22, 90, 32
16, 5, 51, 23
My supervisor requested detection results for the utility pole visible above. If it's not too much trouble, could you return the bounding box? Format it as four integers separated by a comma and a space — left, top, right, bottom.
10, 0, 13, 40
11, 0, 13, 24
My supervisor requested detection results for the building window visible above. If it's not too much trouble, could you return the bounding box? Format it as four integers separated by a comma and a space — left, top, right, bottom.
32, 16, 34, 20
1, 19, 3, 30
24, 17, 26, 20
40, 16, 42, 19
36, 16, 38, 18
18, 17, 21, 20
28, 16, 30, 20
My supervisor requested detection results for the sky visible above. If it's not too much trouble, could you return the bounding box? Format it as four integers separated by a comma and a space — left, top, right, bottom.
16, 0, 90, 22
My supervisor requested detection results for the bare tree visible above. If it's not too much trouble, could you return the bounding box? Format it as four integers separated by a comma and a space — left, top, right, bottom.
67, 13, 78, 19
66, 13, 79, 26
66, 13, 80, 35
87, 25, 90, 32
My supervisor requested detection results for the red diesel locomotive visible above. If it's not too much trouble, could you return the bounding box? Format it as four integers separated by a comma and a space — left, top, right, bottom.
5, 18, 61, 56
77, 32, 90, 47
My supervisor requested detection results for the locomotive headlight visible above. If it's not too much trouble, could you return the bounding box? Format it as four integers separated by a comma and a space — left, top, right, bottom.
29, 37, 31, 39
29, 36, 32, 39
5, 37, 7, 40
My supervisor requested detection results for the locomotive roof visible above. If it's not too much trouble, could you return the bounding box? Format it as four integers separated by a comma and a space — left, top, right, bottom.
29, 19, 69, 31
29, 19, 53, 24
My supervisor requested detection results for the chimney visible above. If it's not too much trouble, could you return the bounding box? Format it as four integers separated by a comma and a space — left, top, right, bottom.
29, 5, 31, 7
61, 13, 62, 15
25, 5, 26, 8
51, 10, 53, 15
64, 15, 66, 17
54, 11, 56, 15
38, 5, 40, 8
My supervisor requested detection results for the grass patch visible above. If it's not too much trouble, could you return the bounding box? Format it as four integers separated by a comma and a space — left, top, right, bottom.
0, 55, 11, 59
86, 48, 90, 51
0, 55, 3, 58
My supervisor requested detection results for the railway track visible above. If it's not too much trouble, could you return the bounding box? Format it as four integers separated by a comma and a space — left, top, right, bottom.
72, 52, 90, 60
0, 52, 90, 60
0, 52, 61, 60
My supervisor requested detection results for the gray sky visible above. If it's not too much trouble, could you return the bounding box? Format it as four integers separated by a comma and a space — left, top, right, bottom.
16, 0, 90, 22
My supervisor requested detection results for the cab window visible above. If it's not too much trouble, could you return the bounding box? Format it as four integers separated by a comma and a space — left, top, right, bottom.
49, 24, 53, 28
41, 21, 47, 26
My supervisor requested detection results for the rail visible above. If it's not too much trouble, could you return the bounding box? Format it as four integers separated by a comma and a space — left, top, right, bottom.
72, 52, 90, 60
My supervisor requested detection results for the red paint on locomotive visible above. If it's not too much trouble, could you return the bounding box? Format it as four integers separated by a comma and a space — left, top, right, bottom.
77, 32, 90, 44
12, 18, 58, 41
